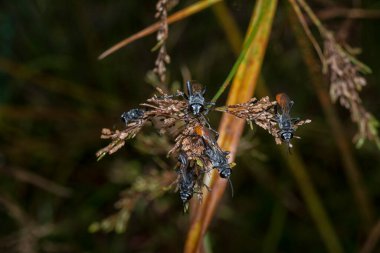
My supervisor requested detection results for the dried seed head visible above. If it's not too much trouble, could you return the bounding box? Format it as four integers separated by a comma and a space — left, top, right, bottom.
96, 117, 147, 159
216, 96, 278, 137
90, 170, 176, 233
324, 36, 379, 145
154, 0, 170, 84
217, 96, 311, 146
168, 118, 206, 160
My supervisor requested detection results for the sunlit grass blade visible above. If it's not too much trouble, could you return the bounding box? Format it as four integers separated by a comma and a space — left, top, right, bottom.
184, 1, 278, 252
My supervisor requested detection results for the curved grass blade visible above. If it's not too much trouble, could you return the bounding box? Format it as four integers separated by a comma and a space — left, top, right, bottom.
98, 0, 221, 60
184, 1, 278, 252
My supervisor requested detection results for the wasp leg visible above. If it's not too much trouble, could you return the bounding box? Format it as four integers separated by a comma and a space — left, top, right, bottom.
289, 100, 294, 109
202, 183, 212, 192
291, 117, 301, 124
202, 116, 219, 140
274, 103, 279, 115
228, 178, 234, 198
204, 101, 216, 115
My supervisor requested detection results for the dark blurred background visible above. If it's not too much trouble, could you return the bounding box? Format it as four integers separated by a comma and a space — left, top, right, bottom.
1, 0, 380, 252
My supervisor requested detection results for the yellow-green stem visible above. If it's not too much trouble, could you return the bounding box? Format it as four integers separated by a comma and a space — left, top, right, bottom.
184, 0, 277, 252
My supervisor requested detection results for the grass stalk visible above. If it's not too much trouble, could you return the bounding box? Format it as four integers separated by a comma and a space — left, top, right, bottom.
211, 1, 243, 55
256, 82, 344, 253
283, 149, 344, 253
288, 6, 374, 228
184, 1, 278, 252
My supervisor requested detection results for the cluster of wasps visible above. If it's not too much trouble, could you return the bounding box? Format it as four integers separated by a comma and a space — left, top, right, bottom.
97, 81, 311, 207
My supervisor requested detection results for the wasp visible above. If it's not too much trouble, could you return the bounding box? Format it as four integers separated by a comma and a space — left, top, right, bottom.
177, 152, 196, 204
194, 125, 232, 179
274, 93, 300, 148
184, 80, 215, 116
121, 108, 145, 125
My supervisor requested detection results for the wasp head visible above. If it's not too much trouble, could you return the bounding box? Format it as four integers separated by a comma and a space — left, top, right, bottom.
219, 166, 232, 179
280, 131, 293, 142
189, 103, 203, 116
186, 80, 206, 116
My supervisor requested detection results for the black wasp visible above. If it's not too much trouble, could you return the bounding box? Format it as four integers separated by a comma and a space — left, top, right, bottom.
177, 152, 196, 204
194, 125, 232, 179
275, 93, 300, 148
184, 80, 215, 116
121, 108, 145, 125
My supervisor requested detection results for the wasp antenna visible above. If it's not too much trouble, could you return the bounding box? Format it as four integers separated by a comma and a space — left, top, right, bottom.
287, 142, 293, 154
202, 86, 207, 95
291, 117, 301, 124
183, 202, 189, 213
186, 80, 193, 96
289, 100, 294, 109
274, 104, 279, 115
228, 178, 234, 198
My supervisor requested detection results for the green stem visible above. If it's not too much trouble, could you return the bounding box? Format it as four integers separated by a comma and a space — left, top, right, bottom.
296, 0, 329, 37
283, 149, 344, 253
210, 0, 267, 103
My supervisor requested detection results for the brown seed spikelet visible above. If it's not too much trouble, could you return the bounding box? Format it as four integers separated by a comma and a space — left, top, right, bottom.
216, 96, 311, 145
324, 36, 379, 145
216, 96, 278, 137
96, 118, 147, 159
154, 0, 171, 84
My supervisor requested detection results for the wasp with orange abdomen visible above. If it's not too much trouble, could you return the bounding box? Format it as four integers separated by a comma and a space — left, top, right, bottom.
274, 93, 301, 148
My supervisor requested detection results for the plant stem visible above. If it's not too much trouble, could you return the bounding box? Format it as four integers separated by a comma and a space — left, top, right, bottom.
288, 5, 374, 228
98, 0, 222, 59
211, 2, 243, 56
210, 0, 267, 104
288, 0, 327, 71
283, 149, 344, 253
184, 1, 278, 252
296, 0, 329, 37
256, 82, 344, 253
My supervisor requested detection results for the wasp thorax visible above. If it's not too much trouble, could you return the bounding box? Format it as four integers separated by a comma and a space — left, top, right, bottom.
282, 120, 291, 128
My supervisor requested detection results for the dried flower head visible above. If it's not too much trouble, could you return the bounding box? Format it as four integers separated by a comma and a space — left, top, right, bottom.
216, 96, 277, 136
96, 118, 148, 160
153, 0, 171, 85
96, 89, 187, 160
324, 35, 379, 146
96, 85, 226, 204
89, 170, 176, 233
216, 96, 311, 146
168, 118, 205, 160
96, 83, 311, 209
141, 90, 187, 125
